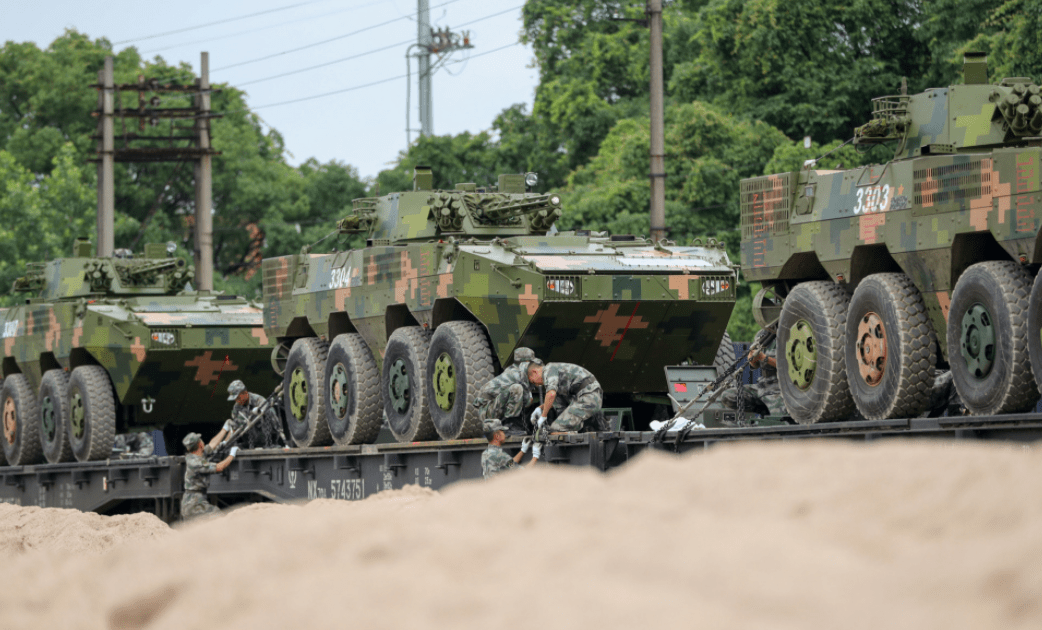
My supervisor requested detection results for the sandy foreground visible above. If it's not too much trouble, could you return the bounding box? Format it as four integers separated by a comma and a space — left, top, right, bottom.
1, 440, 1041, 630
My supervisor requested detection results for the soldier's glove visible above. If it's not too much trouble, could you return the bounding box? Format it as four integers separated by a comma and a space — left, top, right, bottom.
521, 438, 532, 454
532, 443, 543, 459
530, 407, 542, 423
229, 446, 239, 457
223, 421, 233, 433
536, 415, 547, 429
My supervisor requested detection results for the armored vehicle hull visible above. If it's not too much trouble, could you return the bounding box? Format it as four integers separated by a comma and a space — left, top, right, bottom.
263, 170, 737, 447
0, 244, 277, 466
740, 54, 1042, 424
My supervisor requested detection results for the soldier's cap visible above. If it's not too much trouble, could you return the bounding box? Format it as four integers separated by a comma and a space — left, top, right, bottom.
482, 419, 508, 439
182, 432, 203, 450
227, 379, 247, 401
513, 347, 537, 362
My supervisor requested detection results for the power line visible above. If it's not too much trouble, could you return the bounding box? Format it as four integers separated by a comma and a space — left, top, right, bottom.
114, 0, 323, 45
141, 0, 388, 54
213, 0, 463, 72
250, 41, 522, 110
237, 4, 522, 88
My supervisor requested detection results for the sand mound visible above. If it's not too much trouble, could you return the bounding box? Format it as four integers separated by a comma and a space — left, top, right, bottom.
2, 440, 1042, 630
0, 503, 171, 557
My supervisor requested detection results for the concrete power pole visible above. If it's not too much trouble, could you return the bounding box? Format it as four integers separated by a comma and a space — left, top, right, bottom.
648, 0, 666, 243
96, 57, 115, 257
194, 52, 214, 291
417, 0, 433, 137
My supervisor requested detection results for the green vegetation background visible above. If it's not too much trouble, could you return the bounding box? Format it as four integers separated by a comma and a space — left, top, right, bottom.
2, 0, 1040, 340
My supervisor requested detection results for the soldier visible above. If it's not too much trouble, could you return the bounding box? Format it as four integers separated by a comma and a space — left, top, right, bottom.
181, 431, 238, 521
480, 419, 540, 480
225, 380, 286, 448
721, 332, 785, 418
526, 362, 604, 433
471, 347, 542, 432
112, 432, 155, 459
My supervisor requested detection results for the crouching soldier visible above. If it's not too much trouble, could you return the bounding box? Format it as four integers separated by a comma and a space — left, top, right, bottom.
526, 362, 605, 433
481, 419, 540, 480
181, 431, 238, 521
113, 431, 155, 459
225, 380, 286, 448
471, 347, 542, 433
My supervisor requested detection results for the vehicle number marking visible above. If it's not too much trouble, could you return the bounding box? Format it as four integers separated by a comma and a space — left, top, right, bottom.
330, 266, 353, 289
854, 185, 891, 214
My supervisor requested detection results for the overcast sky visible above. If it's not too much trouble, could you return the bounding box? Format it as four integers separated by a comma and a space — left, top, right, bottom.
0, 0, 539, 179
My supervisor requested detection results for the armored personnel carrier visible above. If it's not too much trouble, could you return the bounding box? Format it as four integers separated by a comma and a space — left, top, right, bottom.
740, 53, 1042, 424
262, 168, 737, 447
0, 240, 278, 466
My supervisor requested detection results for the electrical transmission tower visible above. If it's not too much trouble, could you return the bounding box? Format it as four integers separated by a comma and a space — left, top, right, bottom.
405, 0, 474, 143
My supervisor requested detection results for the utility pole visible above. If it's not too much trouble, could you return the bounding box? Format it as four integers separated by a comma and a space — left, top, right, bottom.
96, 57, 115, 257
406, 0, 473, 143
92, 52, 221, 287
648, 0, 666, 243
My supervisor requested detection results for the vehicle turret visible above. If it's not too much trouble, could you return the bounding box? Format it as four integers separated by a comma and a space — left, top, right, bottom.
853, 52, 1042, 158
338, 168, 563, 243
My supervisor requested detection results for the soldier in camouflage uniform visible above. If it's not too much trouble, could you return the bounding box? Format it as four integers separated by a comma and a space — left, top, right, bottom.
721, 333, 785, 418
225, 380, 286, 448
181, 431, 238, 521
471, 348, 542, 432
480, 419, 540, 480
112, 432, 155, 459
526, 362, 604, 433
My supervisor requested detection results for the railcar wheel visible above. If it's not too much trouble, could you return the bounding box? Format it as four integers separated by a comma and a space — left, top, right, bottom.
1, 374, 43, 465
283, 337, 332, 448
39, 369, 74, 463
845, 274, 937, 420
947, 261, 1038, 415
426, 321, 495, 440
777, 281, 855, 424
325, 333, 382, 445
382, 326, 436, 442
67, 366, 116, 462
1027, 270, 1042, 396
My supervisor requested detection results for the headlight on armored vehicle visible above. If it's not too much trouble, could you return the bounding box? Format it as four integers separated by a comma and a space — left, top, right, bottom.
546, 279, 575, 295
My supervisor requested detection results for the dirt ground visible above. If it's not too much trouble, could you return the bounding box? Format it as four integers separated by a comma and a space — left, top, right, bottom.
1, 440, 1040, 630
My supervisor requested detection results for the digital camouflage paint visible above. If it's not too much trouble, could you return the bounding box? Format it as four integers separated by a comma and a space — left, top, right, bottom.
741, 53, 1042, 424
263, 169, 737, 447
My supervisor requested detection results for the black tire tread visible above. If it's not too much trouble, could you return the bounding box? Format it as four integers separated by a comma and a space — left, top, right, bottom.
778, 281, 856, 424
713, 331, 737, 375
284, 337, 332, 448
327, 333, 382, 445
1027, 270, 1042, 395
383, 326, 436, 443
68, 366, 116, 462
40, 369, 74, 464
948, 261, 1038, 415
430, 321, 495, 440
2, 374, 43, 466
848, 273, 937, 420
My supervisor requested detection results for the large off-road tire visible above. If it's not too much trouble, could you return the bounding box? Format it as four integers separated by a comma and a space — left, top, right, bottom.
426, 321, 495, 440
67, 366, 116, 462
845, 273, 937, 420
39, 369, 74, 464
947, 261, 1039, 415
325, 333, 382, 446
1, 374, 43, 466
382, 326, 437, 443
1027, 270, 1042, 396
0, 378, 4, 467
777, 281, 856, 424
283, 337, 332, 448
713, 331, 737, 375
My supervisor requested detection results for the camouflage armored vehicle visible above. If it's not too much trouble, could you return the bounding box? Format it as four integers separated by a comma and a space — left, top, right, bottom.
740, 53, 1042, 424
0, 240, 278, 466
262, 168, 737, 447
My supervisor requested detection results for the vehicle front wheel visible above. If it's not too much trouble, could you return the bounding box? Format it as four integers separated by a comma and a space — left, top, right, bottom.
426, 321, 495, 440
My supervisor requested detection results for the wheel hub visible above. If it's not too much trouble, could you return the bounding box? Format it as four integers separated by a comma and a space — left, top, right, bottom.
70, 392, 85, 439
856, 312, 888, 386
41, 396, 56, 441
960, 302, 995, 378
289, 367, 309, 422
328, 362, 350, 419
388, 359, 410, 413
432, 352, 456, 411
786, 319, 818, 390
3, 397, 15, 445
